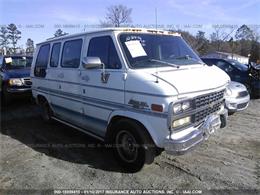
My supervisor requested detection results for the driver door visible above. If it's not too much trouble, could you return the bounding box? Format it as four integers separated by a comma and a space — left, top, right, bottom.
79, 35, 125, 137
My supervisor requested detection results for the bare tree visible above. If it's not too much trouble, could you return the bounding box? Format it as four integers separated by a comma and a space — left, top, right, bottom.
235, 25, 254, 40
210, 26, 236, 52
102, 4, 132, 27
176, 30, 197, 49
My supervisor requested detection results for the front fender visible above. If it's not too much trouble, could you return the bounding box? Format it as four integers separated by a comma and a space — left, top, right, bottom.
107, 110, 168, 147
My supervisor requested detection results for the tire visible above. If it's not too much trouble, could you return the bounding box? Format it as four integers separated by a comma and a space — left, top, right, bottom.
228, 111, 235, 115
220, 114, 227, 128
39, 100, 53, 123
244, 83, 252, 97
111, 119, 156, 173
1, 85, 11, 105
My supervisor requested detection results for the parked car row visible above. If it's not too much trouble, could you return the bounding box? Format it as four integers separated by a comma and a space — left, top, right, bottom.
0, 55, 32, 103
201, 57, 260, 98
0, 28, 256, 172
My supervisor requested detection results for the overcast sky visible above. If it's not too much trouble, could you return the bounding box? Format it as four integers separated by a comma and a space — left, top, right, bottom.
1, 0, 260, 47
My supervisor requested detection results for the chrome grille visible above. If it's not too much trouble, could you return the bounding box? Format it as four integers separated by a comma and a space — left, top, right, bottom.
237, 102, 248, 109
194, 90, 225, 108
194, 101, 223, 122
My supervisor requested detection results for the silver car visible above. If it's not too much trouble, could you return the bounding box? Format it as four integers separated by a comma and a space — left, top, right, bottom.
225, 81, 250, 114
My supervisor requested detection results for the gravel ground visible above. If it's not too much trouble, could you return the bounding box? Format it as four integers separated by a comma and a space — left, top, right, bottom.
0, 98, 259, 194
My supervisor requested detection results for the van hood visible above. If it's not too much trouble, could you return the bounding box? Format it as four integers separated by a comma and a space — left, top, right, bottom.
148, 65, 230, 94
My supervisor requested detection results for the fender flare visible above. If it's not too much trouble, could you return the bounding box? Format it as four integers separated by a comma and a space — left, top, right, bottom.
107, 110, 163, 147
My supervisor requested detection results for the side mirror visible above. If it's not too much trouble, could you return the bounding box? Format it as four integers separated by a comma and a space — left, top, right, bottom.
82, 57, 103, 69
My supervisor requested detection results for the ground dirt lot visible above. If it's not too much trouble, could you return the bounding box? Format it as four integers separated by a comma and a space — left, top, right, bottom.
0, 98, 260, 194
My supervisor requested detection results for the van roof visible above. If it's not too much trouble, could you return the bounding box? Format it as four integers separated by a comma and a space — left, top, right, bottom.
37, 28, 181, 45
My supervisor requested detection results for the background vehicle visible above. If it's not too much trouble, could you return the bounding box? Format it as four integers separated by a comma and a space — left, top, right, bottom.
201, 57, 260, 97
31, 28, 229, 172
224, 81, 250, 114
0, 55, 33, 103
248, 63, 260, 98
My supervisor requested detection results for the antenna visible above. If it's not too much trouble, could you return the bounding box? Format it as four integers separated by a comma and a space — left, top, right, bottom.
155, 8, 158, 30
155, 8, 159, 83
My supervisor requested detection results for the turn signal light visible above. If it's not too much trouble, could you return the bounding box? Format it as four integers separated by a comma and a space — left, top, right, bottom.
151, 104, 163, 112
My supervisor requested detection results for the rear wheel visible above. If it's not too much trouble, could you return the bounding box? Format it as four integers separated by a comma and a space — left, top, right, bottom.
39, 99, 53, 123
111, 119, 156, 172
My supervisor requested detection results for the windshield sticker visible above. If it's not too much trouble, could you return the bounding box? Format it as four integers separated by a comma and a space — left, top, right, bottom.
126, 35, 142, 41
125, 40, 147, 58
5, 57, 12, 64
125, 36, 146, 46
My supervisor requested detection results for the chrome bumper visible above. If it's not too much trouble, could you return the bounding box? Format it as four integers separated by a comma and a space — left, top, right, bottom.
164, 108, 228, 155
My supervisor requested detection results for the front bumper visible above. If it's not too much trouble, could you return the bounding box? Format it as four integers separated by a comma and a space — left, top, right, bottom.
6, 87, 31, 93
225, 95, 250, 112
164, 108, 228, 155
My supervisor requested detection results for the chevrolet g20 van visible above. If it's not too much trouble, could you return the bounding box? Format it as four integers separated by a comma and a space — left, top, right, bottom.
31, 28, 230, 172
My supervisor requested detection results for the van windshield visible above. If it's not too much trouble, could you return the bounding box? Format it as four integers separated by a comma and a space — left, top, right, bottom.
4, 56, 33, 69
119, 33, 203, 68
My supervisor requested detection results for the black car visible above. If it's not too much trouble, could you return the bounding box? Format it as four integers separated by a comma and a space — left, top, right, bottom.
0, 55, 33, 103
201, 58, 260, 97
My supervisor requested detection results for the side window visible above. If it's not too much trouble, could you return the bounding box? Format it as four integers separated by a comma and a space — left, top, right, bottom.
216, 60, 227, 69
87, 36, 121, 69
61, 39, 82, 68
34, 44, 50, 77
216, 60, 233, 72
50, 43, 61, 67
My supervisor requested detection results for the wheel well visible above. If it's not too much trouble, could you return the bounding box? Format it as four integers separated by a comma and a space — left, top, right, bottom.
36, 95, 48, 105
105, 116, 155, 145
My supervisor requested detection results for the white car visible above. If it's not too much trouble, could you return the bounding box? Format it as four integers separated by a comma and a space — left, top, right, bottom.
31, 28, 230, 172
225, 81, 250, 114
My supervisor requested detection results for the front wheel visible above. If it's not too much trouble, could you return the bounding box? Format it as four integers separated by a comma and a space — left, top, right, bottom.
244, 83, 252, 97
111, 119, 156, 172
39, 100, 53, 123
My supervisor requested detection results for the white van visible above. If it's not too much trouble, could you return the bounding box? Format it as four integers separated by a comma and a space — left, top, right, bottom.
31, 28, 230, 172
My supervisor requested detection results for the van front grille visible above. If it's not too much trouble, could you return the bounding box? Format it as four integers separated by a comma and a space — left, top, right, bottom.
194, 101, 223, 123
194, 90, 225, 108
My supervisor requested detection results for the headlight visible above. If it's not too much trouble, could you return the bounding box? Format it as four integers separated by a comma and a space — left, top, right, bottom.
173, 101, 191, 113
224, 87, 232, 96
182, 101, 190, 110
8, 78, 23, 86
173, 103, 182, 113
172, 116, 191, 128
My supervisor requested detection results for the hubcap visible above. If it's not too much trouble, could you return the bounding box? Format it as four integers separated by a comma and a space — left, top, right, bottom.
116, 130, 138, 163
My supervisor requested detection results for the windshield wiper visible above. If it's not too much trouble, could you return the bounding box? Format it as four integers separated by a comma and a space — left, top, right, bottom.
172, 55, 203, 64
149, 59, 180, 68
